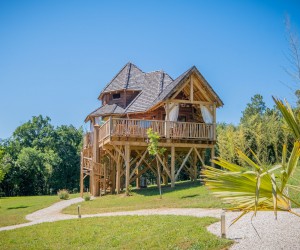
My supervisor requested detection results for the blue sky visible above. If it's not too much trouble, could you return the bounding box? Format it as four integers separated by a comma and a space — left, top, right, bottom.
0, 0, 300, 139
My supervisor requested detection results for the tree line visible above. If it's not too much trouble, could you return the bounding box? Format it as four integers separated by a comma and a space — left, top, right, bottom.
0, 115, 83, 196
216, 94, 294, 166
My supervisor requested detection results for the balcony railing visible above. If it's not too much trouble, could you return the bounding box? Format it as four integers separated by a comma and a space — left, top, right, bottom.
97, 118, 215, 143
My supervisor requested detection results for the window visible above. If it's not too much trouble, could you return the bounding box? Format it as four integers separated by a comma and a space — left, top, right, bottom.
113, 93, 121, 99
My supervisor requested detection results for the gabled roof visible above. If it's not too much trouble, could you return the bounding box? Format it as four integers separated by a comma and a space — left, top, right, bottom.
86, 63, 223, 122
153, 66, 224, 107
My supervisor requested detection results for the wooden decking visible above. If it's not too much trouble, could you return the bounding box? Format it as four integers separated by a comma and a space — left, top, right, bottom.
98, 118, 215, 145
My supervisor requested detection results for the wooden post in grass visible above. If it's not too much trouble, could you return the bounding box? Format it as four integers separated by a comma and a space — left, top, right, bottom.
221, 211, 226, 238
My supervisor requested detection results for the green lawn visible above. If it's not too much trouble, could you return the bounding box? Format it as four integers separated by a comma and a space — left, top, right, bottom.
289, 168, 300, 207
64, 181, 227, 215
0, 194, 78, 227
0, 215, 232, 250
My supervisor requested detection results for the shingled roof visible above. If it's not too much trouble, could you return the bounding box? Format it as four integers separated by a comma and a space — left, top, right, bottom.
86, 62, 223, 122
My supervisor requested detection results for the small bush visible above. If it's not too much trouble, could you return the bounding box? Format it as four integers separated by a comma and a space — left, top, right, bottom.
127, 185, 133, 196
57, 189, 69, 200
84, 193, 91, 201
72, 188, 78, 194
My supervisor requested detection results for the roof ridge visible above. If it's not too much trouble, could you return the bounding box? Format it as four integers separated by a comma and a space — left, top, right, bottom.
124, 63, 132, 89
159, 71, 165, 94
123, 91, 143, 113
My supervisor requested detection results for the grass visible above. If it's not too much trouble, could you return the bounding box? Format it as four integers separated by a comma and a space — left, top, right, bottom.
0, 193, 78, 227
0, 215, 232, 250
64, 181, 227, 215
289, 168, 300, 207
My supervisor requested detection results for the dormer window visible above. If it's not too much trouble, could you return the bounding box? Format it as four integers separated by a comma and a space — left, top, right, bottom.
113, 93, 121, 99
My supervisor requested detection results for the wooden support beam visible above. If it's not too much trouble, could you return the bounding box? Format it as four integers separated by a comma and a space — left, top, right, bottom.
110, 156, 116, 194
193, 147, 205, 166
103, 163, 107, 195
156, 154, 171, 179
171, 146, 175, 188
111, 141, 214, 148
142, 159, 158, 177
112, 144, 125, 160
125, 144, 130, 196
190, 75, 194, 102
193, 78, 213, 102
106, 149, 117, 163
92, 124, 100, 196
116, 152, 121, 194
166, 99, 211, 106
193, 150, 197, 181
136, 168, 140, 189
170, 78, 189, 99
165, 101, 170, 138
129, 150, 147, 179
175, 147, 193, 180
80, 152, 84, 197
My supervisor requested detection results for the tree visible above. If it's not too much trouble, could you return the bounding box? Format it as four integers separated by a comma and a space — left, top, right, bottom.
240, 94, 266, 124
0, 116, 83, 196
13, 115, 55, 151
147, 128, 166, 198
50, 125, 83, 192
14, 147, 59, 195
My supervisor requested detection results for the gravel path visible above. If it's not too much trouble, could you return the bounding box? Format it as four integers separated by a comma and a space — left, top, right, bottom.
208, 209, 300, 250
1, 197, 300, 250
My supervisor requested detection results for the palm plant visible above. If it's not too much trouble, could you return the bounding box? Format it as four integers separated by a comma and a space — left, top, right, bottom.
202, 97, 300, 225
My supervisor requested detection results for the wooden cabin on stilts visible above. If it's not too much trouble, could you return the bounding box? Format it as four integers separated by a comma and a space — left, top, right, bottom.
80, 63, 223, 197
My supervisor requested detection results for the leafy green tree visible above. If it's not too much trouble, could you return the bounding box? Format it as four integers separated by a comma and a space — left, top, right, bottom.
14, 147, 59, 195
0, 116, 83, 196
13, 115, 55, 151
50, 125, 83, 192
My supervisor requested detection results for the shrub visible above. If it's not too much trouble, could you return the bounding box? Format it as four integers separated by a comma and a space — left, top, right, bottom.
72, 188, 78, 194
127, 185, 133, 196
57, 189, 69, 200
84, 192, 91, 201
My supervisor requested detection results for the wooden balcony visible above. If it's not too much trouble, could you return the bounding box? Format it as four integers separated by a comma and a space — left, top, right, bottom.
95, 118, 215, 145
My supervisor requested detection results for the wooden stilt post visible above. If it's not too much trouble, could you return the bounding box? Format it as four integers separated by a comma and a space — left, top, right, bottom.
92, 125, 100, 196
171, 146, 175, 188
163, 153, 168, 185
110, 156, 116, 194
80, 152, 84, 197
193, 150, 197, 181
156, 157, 162, 199
116, 152, 121, 194
103, 162, 107, 195
125, 144, 130, 196
136, 168, 140, 189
